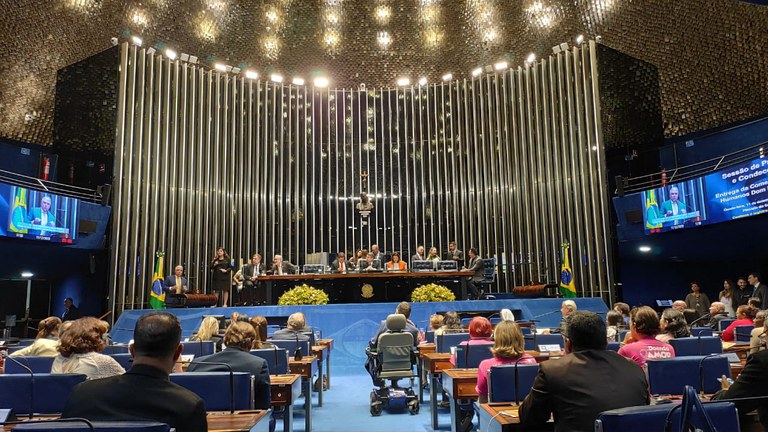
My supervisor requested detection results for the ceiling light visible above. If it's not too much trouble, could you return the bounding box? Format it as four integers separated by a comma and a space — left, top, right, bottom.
131, 36, 143, 46
270, 74, 284, 83
21, 271, 34, 278
146, 47, 156, 55
314, 77, 329, 88
189, 55, 198, 64
165, 49, 177, 60
214, 63, 227, 72
396, 77, 410, 86
377, 31, 391, 47
245, 70, 258, 79
442, 73, 453, 81
471, 67, 482, 77
292, 77, 305, 85
418, 77, 428, 86
180, 53, 190, 62
576, 34, 585, 45
638, 246, 651, 253
526, 53, 536, 64
266, 10, 278, 22
494, 61, 508, 71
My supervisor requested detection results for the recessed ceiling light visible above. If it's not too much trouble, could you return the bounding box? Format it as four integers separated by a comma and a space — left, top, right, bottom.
418, 77, 428, 86
396, 77, 410, 86
292, 77, 305, 85
214, 63, 227, 72
21, 271, 34, 278
270, 74, 284, 83
245, 70, 258, 79
638, 246, 651, 253
131, 36, 143, 46
442, 73, 453, 81
165, 49, 177, 60
314, 77, 329, 88
471, 67, 482, 77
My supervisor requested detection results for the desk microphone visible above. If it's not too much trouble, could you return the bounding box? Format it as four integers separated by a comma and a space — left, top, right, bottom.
294, 333, 303, 361
187, 360, 236, 414
512, 356, 531, 406
697, 353, 726, 395
2, 354, 34, 419
463, 343, 471, 370
271, 344, 283, 376
689, 312, 727, 328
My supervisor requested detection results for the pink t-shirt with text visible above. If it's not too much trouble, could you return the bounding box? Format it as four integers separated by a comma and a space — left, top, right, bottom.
618, 335, 675, 368
475, 353, 537, 398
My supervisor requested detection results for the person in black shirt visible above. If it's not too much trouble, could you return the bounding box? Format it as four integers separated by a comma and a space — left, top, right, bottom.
735, 277, 754, 307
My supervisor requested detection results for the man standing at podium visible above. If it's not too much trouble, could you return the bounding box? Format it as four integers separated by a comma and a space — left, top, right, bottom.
164, 265, 189, 295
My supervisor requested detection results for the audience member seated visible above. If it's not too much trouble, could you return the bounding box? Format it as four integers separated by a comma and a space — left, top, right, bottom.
190, 316, 223, 351
748, 297, 762, 310
385, 251, 407, 271
449, 317, 494, 366
249, 315, 275, 349
500, 308, 515, 322
750, 311, 767, 354
721, 304, 757, 342
429, 314, 444, 332
672, 300, 687, 313
271, 312, 310, 341
476, 321, 536, 403
605, 311, 623, 343
369, 302, 421, 348
10, 316, 61, 357
712, 322, 768, 429
551, 300, 576, 333
434, 311, 464, 336
61, 312, 207, 432
52, 317, 125, 380
656, 308, 691, 343
519, 311, 649, 431
703, 302, 728, 329
618, 306, 675, 368
612, 302, 630, 327
189, 321, 271, 409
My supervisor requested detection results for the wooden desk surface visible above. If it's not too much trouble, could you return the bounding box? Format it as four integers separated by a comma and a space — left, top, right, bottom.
442, 368, 479, 399
270, 373, 302, 407
480, 403, 521, 425
288, 355, 317, 378
318, 338, 333, 352
423, 352, 453, 373
312, 345, 327, 361
418, 343, 436, 357
207, 410, 270, 432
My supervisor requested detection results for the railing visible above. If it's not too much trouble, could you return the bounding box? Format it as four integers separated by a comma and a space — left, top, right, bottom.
617, 141, 766, 195
0, 169, 101, 202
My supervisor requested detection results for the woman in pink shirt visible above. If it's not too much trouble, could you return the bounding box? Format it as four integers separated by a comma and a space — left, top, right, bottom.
618, 306, 675, 369
476, 320, 537, 402
721, 305, 757, 342
450, 316, 494, 366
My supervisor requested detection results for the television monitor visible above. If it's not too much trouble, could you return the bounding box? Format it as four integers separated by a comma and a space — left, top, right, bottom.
0, 183, 79, 244
411, 260, 434, 272
642, 179, 707, 234
303, 264, 326, 274
655, 299, 674, 308
437, 260, 458, 271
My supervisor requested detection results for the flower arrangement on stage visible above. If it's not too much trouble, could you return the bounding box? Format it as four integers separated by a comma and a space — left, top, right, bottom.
277, 284, 329, 306
411, 283, 456, 303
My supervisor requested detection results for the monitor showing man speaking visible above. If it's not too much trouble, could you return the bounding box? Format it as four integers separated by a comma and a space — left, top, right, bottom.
1, 183, 79, 243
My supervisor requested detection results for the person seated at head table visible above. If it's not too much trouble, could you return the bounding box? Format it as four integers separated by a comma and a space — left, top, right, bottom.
269, 254, 297, 275
618, 306, 675, 369
476, 321, 537, 403
434, 311, 465, 336
721, 304, 757, 342
330, 251, 349, 273
61, 312, 207, 432
357, 250, 381, 271
411, 245, 426, 262
385, 251, 407, 271
426, 246, 440, 263
656, 308, 691, 343
271, 312, 310, 341
188, 321, 271, 409
449, 316, 494, 366
10, 316, 62, 358
51, 317, 125, 380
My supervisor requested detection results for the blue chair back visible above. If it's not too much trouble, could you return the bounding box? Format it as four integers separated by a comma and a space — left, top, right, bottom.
646, 356, 730, 395
170, 372, 252, 411
734, 325, 754, 342
17, 339, 36, 347
436, 333, 470, 353
489, 317, 501, 325
488, 363, 539, 403
301, 331, 317, 346
250, 348, 289, 374
524, 334, 536, 351
460, 318, 472, 328
14, 421, 170, 431
180, 341, 215, 357
718, 319, 736, 332
534, 334, 565, 351
101, 345, 130, 355
0, 373, 86, 414
520, 326, 532, 336
266, 325, 280, 337
481, 258, 496, 281
595, 401, 739, 432
607, 342, 621, 352
690, 327, 713, 337
669, 337, 723, 357
109, 353, 134, 369
425, 331, 435, 344
619, 330, 630, 342
455, 344, 494, 368
270, 339, 311, 357
4, 356, 55, 373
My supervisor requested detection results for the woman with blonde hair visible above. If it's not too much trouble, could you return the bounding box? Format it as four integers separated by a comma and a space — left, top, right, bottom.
10, 316, 62, 357
476, 321, 536, 403
190, 316, 223, 351
51, 317, 125, 379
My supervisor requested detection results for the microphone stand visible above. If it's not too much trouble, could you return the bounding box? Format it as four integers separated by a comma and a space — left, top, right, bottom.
512, 356, 530, 406
3, 354, 34, 419
697, 353, 726, 396
187, 360, 236, 414
463, 342, 471, 370
293, 332, 303, 361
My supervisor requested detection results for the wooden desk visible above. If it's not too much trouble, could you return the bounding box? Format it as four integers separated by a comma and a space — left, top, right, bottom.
207, 410, 271, 432
317, 339, 333, 389
270, 374, 301, 432
477, 403, 521, 432
289, 355, 318, 432
423, 352, 454, 429
311, 345, 327, 406
443, 368, 480, 432
417, 343, 436, 403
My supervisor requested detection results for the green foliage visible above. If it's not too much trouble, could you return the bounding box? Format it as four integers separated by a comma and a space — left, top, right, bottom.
277, 284, 330, 305
411, 283, 456, 302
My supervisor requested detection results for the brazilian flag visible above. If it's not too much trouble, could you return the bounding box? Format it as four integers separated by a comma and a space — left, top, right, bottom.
559, 242, 577, 298
9, 187, 28, 234
645, 189, 662, 232
150, 252, 166, 309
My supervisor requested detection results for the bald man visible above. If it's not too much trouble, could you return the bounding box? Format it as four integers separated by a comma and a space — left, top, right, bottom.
164, 265, 189, 294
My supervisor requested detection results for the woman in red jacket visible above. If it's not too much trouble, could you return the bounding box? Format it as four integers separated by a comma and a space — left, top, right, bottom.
721, 304, 757, 342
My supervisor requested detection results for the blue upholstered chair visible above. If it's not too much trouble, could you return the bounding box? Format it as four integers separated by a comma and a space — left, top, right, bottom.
436, 333, 470, 353
266, 325, 280, 337
179, 340, 215, 357
669, 336, 723, 356
646, 355, 730, 395
108, 353, 134, 370
489, 317, 502, 325
619, 330, 630, 341
425, 330, 435, 344
454, 344, 493, 368
734, 325, 754, 342
607, 342, 621, 352
690, 327, 713, 337
460, 318, 473, 328
523, 334, 536, 351
101, 345, 130, 355
487, 363, 539, 403
170, 372, 252, 411
271, 339, 311, 357
250, 347, 289, 374
4, 356, 55, 374
718, 319, 736, 332
595, 401, 739, 432
0, 373, 86, 414
13, 420, 171, 431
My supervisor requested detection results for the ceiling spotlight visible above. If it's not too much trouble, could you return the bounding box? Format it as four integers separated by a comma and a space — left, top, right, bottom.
146, 47, 156, 55
396, 77, 410, 86
180, 53, 190, 62
189, 56, 198, 64
494, 61, 508, 71
214, 63, 227, 72
471, 67, 482, 77
270, 74, 284, 83
442, 73, 453, 81
377, 31, 391, 47
576, 34, 585, 45
231, 67, 241, 74
131, 36, 143, 46
165, 49, 177, 60
314, 77, 329, 88
292, 77, 305, 85
559, 42, 569, 52
245, 70, 259, 79
526, 53, 536, 64
638, 246, 651, 253
418, 77, 428, 86
21, 271, 34, 278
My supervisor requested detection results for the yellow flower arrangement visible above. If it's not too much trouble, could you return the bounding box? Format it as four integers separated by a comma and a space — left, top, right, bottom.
411, 283, 456, 302
277, 284, 330, 305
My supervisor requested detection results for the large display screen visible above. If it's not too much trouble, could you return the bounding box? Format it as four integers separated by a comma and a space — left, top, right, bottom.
642, 157, 768, 234
0, 183, 79, 243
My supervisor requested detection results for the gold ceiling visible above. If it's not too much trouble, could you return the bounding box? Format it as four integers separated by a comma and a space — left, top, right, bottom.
0, 0, 766, 146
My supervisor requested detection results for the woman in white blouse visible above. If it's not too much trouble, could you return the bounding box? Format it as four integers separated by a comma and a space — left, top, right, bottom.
51, 317, 125, 380
10, 316, 61, 357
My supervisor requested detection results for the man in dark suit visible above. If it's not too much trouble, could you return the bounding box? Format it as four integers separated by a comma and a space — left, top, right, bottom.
446, 241, 464, 264
61, 298, 81, 321
164, 265, 189, 294
519, 311, 649, 432
242, 254, 267, 305
61, 312, 207, 432
189, 321, 271, 409
271, 312, 310, 341
749, 272, 768, 310
330, 252, 349, 273
357, 252, 382, 271
269, 255, 296, 275
462, 248, 484, 299
712, 338, 768, 428
411, 245, 425, 263
369, 244, 384, 262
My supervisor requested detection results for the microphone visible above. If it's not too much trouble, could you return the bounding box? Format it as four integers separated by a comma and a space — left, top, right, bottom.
272, 344, 283, 376
187, 360, 236, 414
293, 332, 303, 361
463, 342, 471, 370
531, 310, 562, 319
697, 353, 726, 396
512, 356, 531, 405
2, 354, 34, 419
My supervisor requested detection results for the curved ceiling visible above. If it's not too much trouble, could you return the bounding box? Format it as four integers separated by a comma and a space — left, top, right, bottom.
0, 0, 766, 146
